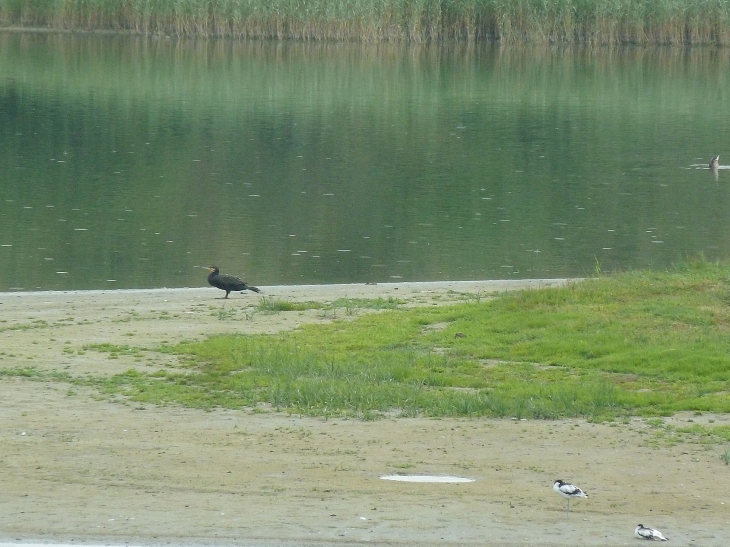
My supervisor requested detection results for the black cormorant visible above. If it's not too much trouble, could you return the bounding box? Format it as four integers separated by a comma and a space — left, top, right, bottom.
206, 266, 261, 298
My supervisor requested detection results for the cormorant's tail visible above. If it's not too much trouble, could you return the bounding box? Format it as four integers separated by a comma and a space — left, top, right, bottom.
246, 285, 261, 293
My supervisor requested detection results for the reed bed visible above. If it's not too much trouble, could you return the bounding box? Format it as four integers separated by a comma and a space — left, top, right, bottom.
2, 0, 730, 45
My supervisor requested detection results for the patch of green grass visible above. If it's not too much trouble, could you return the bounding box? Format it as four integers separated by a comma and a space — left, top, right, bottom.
0, 367, 46, 378
0, 320, 49, 333
257, 297, 323, 313
0, 367, 71, 381
330, 297, 403, 311
95, 259, 730, 419
210, 305, 257, 321
85, 343, 145, 359
213, 305, 237, 320
674, 424, 730, 443
257, 296, 402, 314
640, 421, 730, 448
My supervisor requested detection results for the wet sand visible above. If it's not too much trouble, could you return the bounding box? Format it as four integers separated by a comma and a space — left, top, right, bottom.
1, 281, 729, 546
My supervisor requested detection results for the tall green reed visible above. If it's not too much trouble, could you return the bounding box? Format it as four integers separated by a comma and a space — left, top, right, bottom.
3, 0, 730, 45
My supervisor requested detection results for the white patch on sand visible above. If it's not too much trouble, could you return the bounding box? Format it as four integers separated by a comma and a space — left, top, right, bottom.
380, 474, 475, 483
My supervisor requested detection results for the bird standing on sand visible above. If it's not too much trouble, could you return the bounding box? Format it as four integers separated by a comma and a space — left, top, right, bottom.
710, 155, 720, 170
635, 524, 669, 541
553, 479, 588, 517
206, 266, 261, 299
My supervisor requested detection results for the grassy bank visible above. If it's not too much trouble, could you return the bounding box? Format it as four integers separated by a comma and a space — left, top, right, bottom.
2, 0, 730, 44
88, 259, 730, 420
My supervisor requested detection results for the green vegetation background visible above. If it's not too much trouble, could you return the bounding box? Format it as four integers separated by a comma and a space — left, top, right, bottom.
3, 0, 730, 44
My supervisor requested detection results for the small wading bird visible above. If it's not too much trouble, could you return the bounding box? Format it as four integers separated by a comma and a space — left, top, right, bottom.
710, 155, 720, 170
553, 479, 588, 517
635, 524, 669, 541
206, 266, 261, 299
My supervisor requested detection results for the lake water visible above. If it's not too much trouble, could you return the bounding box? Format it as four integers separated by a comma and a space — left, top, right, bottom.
1, 33, 730, 291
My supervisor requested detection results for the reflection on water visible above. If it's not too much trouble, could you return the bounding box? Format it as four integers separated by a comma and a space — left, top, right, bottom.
1, 34, 730, 291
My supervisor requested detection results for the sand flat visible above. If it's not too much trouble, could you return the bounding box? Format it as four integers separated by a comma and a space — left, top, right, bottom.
1, 280, 729, 546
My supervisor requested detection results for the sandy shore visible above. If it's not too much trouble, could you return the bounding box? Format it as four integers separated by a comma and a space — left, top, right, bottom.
1, 280, 729, 546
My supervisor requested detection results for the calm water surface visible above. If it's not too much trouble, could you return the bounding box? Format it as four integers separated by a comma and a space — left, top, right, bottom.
1, 34, 730, 291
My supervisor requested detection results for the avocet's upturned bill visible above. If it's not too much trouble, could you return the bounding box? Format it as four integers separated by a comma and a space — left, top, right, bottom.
635, 523, 669, 541
552, 479, 588, 516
